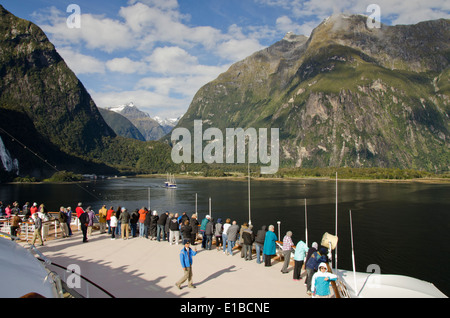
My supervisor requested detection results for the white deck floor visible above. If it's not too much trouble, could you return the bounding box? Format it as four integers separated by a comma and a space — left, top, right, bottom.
25, 230, 311, 299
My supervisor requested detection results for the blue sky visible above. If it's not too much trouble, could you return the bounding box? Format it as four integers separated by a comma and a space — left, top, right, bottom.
2, 0, 449, 119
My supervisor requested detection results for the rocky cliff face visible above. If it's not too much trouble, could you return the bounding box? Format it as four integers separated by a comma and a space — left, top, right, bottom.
98, 107, 146, 141
106, 103, 167, 141
0, 5, 115, 156
0, 6, 174, 179
177, 14, 449, 171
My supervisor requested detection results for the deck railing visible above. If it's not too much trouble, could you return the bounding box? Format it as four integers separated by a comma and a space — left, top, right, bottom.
0, 212, 81, 242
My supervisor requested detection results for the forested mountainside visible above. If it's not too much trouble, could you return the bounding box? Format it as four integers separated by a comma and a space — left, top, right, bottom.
0, 5, 175, 180
177, 14, 449, 172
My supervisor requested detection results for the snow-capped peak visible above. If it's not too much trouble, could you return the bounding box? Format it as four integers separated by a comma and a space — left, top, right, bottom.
107, 102, 136, 113
154, 116, 180, 127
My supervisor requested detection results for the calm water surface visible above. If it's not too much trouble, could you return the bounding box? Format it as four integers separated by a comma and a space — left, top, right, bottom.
1, 177, 449, 296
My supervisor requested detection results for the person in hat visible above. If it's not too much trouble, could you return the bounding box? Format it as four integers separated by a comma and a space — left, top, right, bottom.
199, 214, 210, 248
311, 262, 337, 298
30, 213, 44, 246
305, 246, 328, 295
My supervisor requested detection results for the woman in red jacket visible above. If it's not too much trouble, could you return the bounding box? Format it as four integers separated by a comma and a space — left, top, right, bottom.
106, 206, 114, 234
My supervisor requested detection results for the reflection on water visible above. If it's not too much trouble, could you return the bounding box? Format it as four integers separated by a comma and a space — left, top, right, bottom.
1, 177, 449, 296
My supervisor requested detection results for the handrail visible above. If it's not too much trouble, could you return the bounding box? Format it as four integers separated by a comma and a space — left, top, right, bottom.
1, 230, 114, 298
36, 257, 115, 298
0, 212, 81, 242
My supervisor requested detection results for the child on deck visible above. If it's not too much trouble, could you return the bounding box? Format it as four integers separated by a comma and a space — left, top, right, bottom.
110, 212, 117, 240
311, 262, 337, 298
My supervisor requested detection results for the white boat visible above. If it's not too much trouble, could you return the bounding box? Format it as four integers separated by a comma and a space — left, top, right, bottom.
333, 269, 447, 298
164, 173, 177, 189
302, 173, 447, 298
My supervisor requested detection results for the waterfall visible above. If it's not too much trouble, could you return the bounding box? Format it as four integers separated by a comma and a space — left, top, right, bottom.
0, 136, 19, 175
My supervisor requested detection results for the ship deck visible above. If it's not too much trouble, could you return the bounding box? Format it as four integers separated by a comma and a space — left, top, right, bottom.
22, 229, 312, 299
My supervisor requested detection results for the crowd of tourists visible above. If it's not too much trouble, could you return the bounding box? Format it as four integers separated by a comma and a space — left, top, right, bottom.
0, 200, 337, 297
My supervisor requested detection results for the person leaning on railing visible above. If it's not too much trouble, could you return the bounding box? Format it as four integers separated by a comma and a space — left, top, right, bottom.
58, 207, 69, 238
10, 212, 21, 240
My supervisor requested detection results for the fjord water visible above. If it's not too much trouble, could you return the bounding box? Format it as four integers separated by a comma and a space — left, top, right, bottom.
1, 177, 448, 297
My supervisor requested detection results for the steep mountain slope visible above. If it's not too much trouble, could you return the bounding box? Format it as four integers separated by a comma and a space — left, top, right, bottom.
107, 103, 166, 141
0, 5, 175, 179
177, 14, 449, 171
98, 107, 146, 141
0, 5, 115, 154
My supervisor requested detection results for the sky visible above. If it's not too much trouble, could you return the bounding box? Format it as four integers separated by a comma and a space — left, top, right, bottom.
1, 0, 449, 120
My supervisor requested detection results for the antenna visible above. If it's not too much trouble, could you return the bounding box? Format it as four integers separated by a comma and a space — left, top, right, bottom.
305, 198, 308, 247
349, 209, 358, 294
148, 187, 151, 210
248, 160, 251, 225
209, 197, 212, 218
335, 171, 338, 271
277, 221, 281, 241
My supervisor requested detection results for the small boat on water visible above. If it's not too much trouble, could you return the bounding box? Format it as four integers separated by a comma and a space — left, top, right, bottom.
164, 173, 177, 189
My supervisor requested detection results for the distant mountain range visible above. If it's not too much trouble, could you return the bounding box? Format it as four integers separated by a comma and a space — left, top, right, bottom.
102, 102, 180, 141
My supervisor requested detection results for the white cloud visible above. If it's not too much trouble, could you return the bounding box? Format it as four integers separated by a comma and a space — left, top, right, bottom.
374, 0, 450, 24
215, 24, 265, 60
119, 2, 221, 51
106, 57, 147, 74
35, 8, 134, 53
128, 0, 180, 11
146, 46, 199, 75
216, 38, 265, 61
257, 0, 450, 26
275, 15, 316, 35
56, 47, 106, 74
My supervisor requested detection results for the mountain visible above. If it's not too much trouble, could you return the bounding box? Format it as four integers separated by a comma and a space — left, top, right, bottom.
106, 102, 177, 140
154, 116, 181, 135
0, 5, 175, 180
176, 14, 450, 172
0, 5, 116, 154
98, 107, 145, 141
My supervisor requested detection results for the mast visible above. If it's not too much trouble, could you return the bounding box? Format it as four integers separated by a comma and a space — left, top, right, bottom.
209, 197, 212, 218
248, 161, 251, 225
277, 221, 281, 241
349, 209, 357, 294
335, 171, 338, 271
305, 198, 308, 247
195, 193, 197, 214
148, 187, 151, 210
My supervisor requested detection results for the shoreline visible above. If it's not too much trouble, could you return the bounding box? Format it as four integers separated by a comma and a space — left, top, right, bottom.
136, 173, 450, 185
5, 173, 449, 185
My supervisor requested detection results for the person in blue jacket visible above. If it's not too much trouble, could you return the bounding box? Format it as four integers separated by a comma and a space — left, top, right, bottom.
311, 262, 337, 298
175, 241, 197, 289
263, 225, 277, 267
306, 248, 328, 295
